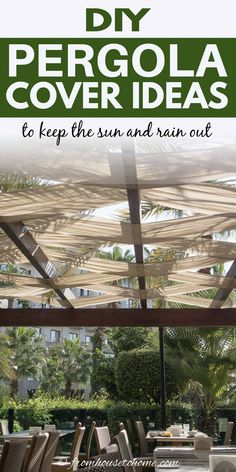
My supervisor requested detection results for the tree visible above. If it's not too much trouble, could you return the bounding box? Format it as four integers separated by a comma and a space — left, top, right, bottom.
99, 246, 134, 263
108, 327, 155, 355
164, 327, 236, 434
0, 173, 44, 193
41, 338, 91, 398
4, 327, 46, 398
39, 345, 64, 397
115, 348, 179, 404
90, 328, 118, 399
90, 349, 117, 400
98, 247, 136, 305
0, 333, 13, 381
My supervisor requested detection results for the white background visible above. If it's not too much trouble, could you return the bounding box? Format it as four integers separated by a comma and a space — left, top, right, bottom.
1, 0, 236, 38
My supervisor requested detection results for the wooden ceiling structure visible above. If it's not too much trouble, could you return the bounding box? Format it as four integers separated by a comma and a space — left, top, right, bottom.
0, 140, 236, 326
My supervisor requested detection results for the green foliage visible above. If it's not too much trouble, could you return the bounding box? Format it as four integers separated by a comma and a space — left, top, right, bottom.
98, 247, 134, 263
4, 327, 46, 398
0, 381, 10, 417
9, 396, 52, 429
90, 328, 117, 399
39, 345, 64, 397
115, 348, 179, 404
40, 338, 91, 398
0, 334, 13, 381
6, 394, 192, 435
108, 327, 154, 355
165, 327, 236, 435
7, 395, 113, 429
91, 351, 117, 400
0, 173, 45, 193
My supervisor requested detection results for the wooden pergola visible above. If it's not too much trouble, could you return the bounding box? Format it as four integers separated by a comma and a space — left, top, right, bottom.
1, 308, 236, 327
1, 139, 236, 428
0, 141, 236, 315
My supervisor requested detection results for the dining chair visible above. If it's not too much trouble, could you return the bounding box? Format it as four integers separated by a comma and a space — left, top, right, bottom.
126, 420, 133, 437
0, 439, 28, 472
51, 425, 85, 471
115, 429, 153, 472
58, 421, 82, 457
79, 420, 96, 460
94, 426, 111, 454
23, 433, 49, 472
38, 431, 60, 472
82, 449, 125, 472
126, 419, 138, 453
115, 430, 136, 472
135, 421, 152, 457
224, 421, 234, 446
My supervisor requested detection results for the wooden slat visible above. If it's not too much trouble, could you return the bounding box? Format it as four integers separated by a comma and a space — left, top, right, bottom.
122, 142, 147, 309
212, 261, 236, 308
0, 221, 74, 308
0, 308, 236, 327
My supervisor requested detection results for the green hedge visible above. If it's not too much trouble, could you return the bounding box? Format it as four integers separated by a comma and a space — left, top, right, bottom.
8, 398, 193, 455
9, 397, 53, 429
115, 349, 179, 404
6, 396, 236, 447
9, 397, 112, 430
8, 396, 193, 453
8, 396, 192, 429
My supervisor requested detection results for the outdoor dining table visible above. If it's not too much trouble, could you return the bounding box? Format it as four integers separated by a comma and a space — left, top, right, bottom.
146, 431, 196, 445
0, 429, 75, 440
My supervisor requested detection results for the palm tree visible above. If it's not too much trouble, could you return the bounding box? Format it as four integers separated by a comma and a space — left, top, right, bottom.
0, 173, 45, 193
0, 333, 13, 381
116, 202, 182, 222
98, 246, 134, 263
98, 246, 136, 307
4, 327, 46, 398
39, 344, 64, 397
164, 327, 236, 434
55, 338, 91, 398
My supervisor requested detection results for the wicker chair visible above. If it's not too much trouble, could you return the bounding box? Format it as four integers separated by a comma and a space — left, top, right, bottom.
94, 427, 111, 454
115, 430, 136, 472
135, 421, 152, 457
115, 429, 154, 472
0, 439, 28, 472
79, 420, 96, 461
82, 449, 125, 472
51, 425, 85, 472
23, 434, 49, 472
38, 431, 60, 472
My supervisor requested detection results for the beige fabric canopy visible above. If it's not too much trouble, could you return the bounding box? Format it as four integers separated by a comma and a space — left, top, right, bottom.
0, 140, 236, 310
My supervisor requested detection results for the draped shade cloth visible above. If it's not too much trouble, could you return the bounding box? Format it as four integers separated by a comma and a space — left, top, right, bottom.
0, 139, 236, 312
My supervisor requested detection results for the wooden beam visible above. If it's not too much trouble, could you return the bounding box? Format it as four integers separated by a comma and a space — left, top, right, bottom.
0, 308, 236, 327
122, 142, 147, 309
0, 221, 74, 308
212, 260, 236, 308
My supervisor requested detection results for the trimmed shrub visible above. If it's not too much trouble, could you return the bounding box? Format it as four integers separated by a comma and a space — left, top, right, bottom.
115, 348, 179, 404
9, 397, 52, 429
